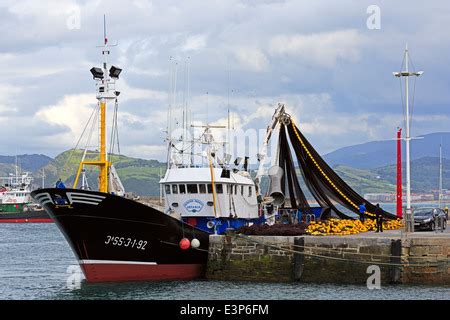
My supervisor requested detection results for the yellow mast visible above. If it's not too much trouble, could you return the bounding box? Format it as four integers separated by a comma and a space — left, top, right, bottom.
73, 100, 110, 193
98, 100, 109, 192
208, 151, 218, 217
73, 16, 119, 193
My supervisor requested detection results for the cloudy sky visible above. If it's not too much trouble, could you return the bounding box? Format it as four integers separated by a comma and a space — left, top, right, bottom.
0, 0, 449, 161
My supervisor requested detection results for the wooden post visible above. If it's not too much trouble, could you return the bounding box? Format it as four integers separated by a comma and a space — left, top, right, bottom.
293, 237, 304, 281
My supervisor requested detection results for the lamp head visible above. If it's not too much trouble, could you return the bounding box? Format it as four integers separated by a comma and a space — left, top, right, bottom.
90, 67, 104, 80
109, 65, 122, 79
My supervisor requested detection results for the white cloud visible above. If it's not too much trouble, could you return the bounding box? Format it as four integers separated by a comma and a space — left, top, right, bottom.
7, 0, 78, 16
0, 84, 23, 114
119, 81, 167, 102
122, 144, 167, 161
0, 48, 86, 79
269, 29, 366, 67
132, 0, 153, 11
36, 93, 97, 147
181, 34, 207, 52
233, 46, 269, 72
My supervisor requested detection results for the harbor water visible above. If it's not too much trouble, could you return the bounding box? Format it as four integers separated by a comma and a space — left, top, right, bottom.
0, 221, 448, 300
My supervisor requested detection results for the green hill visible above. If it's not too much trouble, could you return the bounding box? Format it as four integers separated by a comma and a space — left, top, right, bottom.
332, 165, 396, 195
373, 156, 450, 192
257, 166, 396, 198
34, 149, 166, 196
328, 156, 449, 194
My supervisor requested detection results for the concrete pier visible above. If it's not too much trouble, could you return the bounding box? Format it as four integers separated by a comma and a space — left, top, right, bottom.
206, 229, 450, 285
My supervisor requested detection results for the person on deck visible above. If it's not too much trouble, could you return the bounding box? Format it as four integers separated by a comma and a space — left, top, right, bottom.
55, 178, 66, 189
359, 202, 366, 223
375, 203, 383, 233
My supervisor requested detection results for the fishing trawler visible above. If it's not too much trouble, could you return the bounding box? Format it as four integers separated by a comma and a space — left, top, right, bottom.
0, 170, 50, 223
30, 21, 269, 282
30, 18, 400, 282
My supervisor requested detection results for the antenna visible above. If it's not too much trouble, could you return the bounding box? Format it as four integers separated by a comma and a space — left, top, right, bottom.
15, 154, 18, 177
187, 57, 192, 167
206, 91, 209, 125
42, 168, 45, 189
167, 56, 173, 142
227, 60, 231, 157
103, 14, 107, 45
227, 108, 231, 156
440, 141, 442, 205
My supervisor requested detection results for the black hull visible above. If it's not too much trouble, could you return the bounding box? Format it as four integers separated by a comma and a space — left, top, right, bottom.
31, 188, 210, 282
0, 210, 52, 223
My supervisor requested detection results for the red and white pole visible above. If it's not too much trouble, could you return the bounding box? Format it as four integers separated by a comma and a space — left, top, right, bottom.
396, 128, 403, 218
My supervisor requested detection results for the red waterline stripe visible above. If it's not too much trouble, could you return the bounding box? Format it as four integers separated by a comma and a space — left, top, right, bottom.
80, 263, 205, 283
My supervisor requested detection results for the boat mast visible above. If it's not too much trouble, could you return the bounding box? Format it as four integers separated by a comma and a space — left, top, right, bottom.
393, 44, 423, 232
15, 155, 18, 181
73, 15, 121, 193
439, 141, 443, 208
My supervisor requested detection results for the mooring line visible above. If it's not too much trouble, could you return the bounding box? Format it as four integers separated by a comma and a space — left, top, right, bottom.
227, 234, 447, 268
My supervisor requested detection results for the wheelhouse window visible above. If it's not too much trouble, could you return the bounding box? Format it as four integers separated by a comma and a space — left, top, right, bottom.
207, 184, 213, 194
187, 184, 198, 194
179, 184, 186, 194
199, 184, 207, 194
248, 186, 252, 197
241, 185, 244, 196
226, 184, 232, 194
165, 185, 171, 195
216, 184, 223, 194
172, 184, 178, 194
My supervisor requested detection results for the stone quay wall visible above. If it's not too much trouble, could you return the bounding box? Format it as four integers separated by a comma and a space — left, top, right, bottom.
206, 234, 449, 285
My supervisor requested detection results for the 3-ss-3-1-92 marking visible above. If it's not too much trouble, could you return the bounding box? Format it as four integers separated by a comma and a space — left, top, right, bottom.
104, 236, 148, 250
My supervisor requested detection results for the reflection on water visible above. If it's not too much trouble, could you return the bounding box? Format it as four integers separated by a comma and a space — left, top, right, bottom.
53, 280, 449, 300
0, 222, 449, 300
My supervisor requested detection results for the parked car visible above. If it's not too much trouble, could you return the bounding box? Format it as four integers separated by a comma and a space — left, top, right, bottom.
413, 207, 447, 231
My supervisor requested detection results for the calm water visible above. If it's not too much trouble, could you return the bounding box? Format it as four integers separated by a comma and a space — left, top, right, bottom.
0, 223, 448, 300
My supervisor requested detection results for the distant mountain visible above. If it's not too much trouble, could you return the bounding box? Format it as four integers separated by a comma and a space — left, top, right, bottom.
0, 163, 16, 177
34, 150, 166, 196
0, 154, 52, 172
373, 156, 450, 193
323, 132, 450, 169
327, 156, 449, 194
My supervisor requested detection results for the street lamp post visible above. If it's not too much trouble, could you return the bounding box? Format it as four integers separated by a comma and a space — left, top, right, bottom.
393, 44, 423, 233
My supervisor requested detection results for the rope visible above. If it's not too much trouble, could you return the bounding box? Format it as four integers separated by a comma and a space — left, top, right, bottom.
273, 235, 435, 260
61, 104, 99, 181
108, 98, 121, 161
230, 234, 448, 267
410, 76, 417, 132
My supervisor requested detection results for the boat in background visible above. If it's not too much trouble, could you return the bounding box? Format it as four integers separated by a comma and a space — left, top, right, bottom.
0, 171, 51, 223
